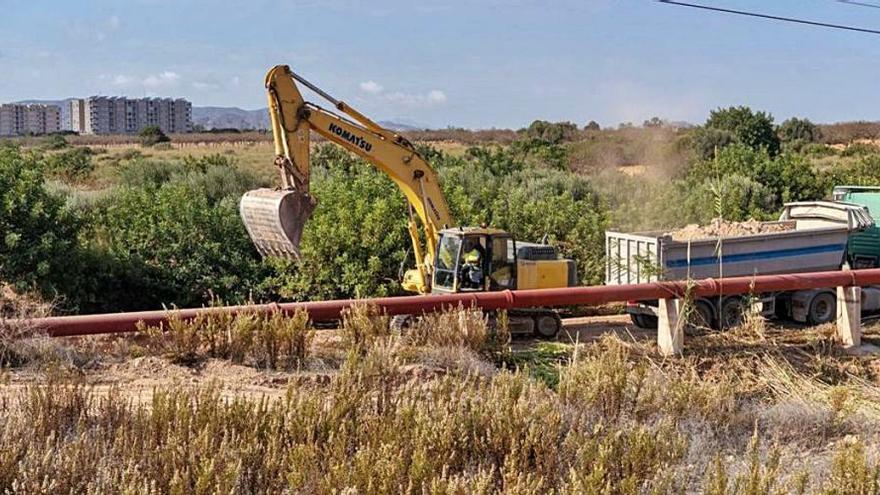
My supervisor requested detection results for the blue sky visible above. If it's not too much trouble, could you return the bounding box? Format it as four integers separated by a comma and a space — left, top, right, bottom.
2, 0, 880, 128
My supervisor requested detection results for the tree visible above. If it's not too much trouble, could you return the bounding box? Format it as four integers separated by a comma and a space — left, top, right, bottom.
686, 143, 823, 214
139, 125, 170, 146
704, 106, 780, 157
778, 117, 821, 146
643, 117, 664, 128
584, 121, 601, 131
525, 120, 578, 144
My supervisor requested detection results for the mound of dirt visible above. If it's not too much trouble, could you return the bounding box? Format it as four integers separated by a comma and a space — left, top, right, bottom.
668, 218, 793, 241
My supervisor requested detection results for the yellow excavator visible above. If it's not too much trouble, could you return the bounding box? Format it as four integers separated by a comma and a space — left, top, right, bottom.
240, 65, 577, 336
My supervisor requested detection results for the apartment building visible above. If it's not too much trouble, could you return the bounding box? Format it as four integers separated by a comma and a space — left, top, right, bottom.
0, 104, 61, 136
69, 96, 192, 135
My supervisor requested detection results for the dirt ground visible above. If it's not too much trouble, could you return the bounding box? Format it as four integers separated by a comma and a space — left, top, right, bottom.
0, 314, 642, 403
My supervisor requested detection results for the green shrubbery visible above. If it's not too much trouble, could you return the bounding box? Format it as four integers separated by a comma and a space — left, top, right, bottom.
692, 106, 781, 160
10, 103, 880, 313
0, 136, 609, 312
45, 147, 95, 183
139, 125, 170, 146
0, 147, 81, 296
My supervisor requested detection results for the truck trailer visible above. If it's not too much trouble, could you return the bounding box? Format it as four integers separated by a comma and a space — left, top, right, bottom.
605, 200, 879, 329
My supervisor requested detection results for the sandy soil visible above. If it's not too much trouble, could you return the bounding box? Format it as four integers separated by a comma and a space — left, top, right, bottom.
667, 218, 793, 241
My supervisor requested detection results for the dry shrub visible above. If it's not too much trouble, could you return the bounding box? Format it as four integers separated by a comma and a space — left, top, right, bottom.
825, 439, 880, 494
404, 307, 510, 362
143, 308, 313, 369
0, 285, 94, 369
559, 336, 737, 426
0, 348, 691, 493
703, 430, 781, 495
340, 302, 390, 354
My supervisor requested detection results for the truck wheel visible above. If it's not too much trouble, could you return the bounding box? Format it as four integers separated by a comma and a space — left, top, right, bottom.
719, 297, 745, 330
534, 314, 561, 338
389, 314, 413, 332
630, 313, 658, 329
689, 300, 715, 330
808, 292, 836, 325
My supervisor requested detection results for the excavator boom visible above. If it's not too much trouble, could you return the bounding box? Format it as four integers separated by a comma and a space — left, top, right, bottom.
240, 65, 453, 293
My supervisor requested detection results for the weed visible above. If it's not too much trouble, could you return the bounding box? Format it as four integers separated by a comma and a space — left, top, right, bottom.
340, 302, 390, 354
141, 308, 313, 369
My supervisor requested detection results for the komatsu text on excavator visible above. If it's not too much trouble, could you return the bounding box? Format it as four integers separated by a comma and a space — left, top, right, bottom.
240, 65, 577, 336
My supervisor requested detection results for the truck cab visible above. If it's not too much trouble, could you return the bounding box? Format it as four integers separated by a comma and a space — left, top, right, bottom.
833, 186, 880, 268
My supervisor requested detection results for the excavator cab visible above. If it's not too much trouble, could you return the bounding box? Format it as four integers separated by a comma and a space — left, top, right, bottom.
432, 228, 517, 294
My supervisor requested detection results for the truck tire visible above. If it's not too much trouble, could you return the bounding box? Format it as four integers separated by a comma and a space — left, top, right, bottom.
690, 300, 715, 330
719, 297, 745, 330
808, 292, 836, 325
630, 313, 658, 329
534, 313, 562, 338
389, 314, 413, 332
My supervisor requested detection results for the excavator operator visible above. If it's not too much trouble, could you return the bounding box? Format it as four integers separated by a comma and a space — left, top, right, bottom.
459, 239, 485, 290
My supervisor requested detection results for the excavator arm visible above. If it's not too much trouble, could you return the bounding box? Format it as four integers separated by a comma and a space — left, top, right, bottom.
240, 65, 453, 293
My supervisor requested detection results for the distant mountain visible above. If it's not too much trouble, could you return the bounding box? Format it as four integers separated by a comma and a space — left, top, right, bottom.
192, 106, 270, 130
377, 119, 432, 131
193, 106, 434, 132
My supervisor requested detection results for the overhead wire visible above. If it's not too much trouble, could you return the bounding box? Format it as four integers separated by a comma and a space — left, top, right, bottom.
657, 0, 880, 35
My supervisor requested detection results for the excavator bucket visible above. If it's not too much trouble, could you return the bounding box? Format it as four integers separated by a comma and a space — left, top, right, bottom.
239, 188, 317, 258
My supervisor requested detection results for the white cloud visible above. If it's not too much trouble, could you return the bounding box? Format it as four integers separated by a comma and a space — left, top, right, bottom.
382, 89, 449, 108
192, 81, 220, 91
427, 90, 447, 104
107, 15, 121, 31
111, 74, 133, 86
143, 71, 180, 88
359, 80, 384, 94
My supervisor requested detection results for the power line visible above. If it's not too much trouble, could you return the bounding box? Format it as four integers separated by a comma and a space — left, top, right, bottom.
836, 0, 880, 10
657, 0, 880, 35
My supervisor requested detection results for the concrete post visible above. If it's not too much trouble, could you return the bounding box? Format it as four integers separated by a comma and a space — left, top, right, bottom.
657, 298, 683, 356
836, 286, 861, 348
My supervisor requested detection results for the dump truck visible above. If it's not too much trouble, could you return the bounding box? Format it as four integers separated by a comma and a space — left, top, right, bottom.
605, 200, 880, 329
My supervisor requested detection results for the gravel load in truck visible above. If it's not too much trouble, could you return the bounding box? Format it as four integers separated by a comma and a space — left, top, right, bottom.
667, 218, 794, 241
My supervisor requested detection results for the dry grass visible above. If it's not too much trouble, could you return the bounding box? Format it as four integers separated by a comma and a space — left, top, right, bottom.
2, 310, 880, 492
139, 308, 313, 370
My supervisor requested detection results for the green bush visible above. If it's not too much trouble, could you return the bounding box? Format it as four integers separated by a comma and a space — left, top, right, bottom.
825, 155, 880, 187
840, 142, 880, 158
802, 142, 838, 158
778, 117, 821, 144
695, 106, 780, 159
524, 120, 578, 144
680, 174, 777, 223
139, 125, 170, 147
40, 134, 69, 151
45, 147, 95, 182
86, 182, 265, 309
690, 127, 736, 161
0, 148, 81, 296
686, 144, 823, 215
261, 147, 411, 301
